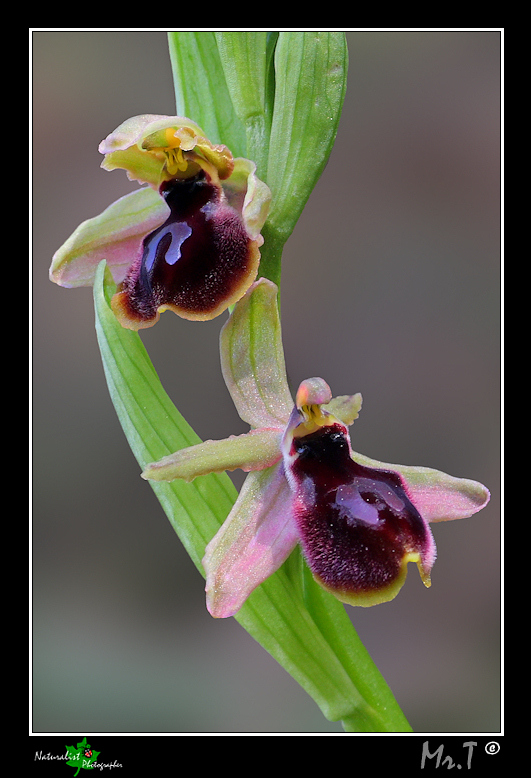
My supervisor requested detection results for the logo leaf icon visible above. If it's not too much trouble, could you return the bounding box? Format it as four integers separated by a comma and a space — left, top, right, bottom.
65, 737, 100, 776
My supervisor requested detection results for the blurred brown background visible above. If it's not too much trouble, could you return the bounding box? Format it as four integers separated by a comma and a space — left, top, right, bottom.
32, 30, 500, 733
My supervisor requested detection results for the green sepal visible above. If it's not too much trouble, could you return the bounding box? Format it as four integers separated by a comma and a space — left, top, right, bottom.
220, 277, 293, 429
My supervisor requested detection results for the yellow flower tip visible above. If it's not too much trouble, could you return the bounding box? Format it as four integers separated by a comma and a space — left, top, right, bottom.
163, 126, 180, 148
415, 555, 432, 589
297, 405, 331, 432
164, 147, 188, 176
141, 132, 199, 181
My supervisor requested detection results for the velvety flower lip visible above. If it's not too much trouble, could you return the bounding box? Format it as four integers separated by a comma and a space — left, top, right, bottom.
50, 115, 271, 329
282, 382, 437, 607
141, 278, 490, 618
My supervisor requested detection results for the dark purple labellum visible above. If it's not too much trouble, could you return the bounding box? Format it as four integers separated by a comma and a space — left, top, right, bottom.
112, 172, 259, 327
289, 422, 432, 604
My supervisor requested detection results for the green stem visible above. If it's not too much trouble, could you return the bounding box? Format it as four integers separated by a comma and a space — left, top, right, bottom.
257, 220, 285, 290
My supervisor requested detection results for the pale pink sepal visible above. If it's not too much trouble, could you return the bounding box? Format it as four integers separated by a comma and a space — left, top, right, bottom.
49, 187, 168, 287
203, 463, 299, 618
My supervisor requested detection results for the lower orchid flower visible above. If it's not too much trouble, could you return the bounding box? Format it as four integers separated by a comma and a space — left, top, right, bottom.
142, 278, 490, 618
49, 114, 271, 329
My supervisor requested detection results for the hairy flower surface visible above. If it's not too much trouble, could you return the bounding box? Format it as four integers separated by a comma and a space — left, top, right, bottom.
50, 115, 271, 329
142, 279, 490, 617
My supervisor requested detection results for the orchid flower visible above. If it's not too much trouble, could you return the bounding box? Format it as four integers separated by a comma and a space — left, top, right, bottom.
143, 278, 490, 618
49, 114, 271, 329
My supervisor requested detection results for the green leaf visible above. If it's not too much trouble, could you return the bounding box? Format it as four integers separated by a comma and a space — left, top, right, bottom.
265, 32, 279, 125
93, 260, 411, 732
167, 31, 246, 158
215, 32, 268, 123
215, 31, 269, 178
266, 31, 348, 242
94, 261, 234, 570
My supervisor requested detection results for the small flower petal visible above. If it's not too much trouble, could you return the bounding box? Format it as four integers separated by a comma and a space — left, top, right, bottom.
203, 464, 299, 618
142, 428, 282, 482
323, 394, 363, 426
222, 158, 271, 243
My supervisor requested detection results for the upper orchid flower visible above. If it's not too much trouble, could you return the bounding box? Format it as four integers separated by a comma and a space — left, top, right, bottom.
142, 278, 490, 618
50, 114, 271, 329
